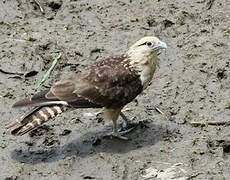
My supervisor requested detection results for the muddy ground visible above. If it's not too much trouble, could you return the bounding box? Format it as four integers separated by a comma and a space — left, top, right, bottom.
0, 0, 230, 179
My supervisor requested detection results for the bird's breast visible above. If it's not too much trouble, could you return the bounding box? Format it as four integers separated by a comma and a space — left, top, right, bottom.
138, 59, 157, 89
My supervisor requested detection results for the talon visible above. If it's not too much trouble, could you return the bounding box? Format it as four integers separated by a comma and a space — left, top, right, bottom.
118, 126, 135, 134
119, 122, 138, 134
104, 132, 129, 140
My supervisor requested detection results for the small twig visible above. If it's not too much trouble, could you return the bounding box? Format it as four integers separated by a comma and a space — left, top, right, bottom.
186, 32, 198, 39
144, 106, 171, 121
36, 53, 62, 89
154, 106, 164, 115
188, 172, 203, 179
33, 0, 45, 14
0, 68, 24, 75
0, 68, 38, 79
8, 38, 28, 42
206, 0, 215, 10
154, 106, 171, 121
190, 120, 230, 127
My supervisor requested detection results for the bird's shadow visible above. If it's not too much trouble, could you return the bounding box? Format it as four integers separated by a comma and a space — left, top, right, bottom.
11, 121, 178, 164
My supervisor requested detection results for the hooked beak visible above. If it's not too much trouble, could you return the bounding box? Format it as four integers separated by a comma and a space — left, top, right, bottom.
153, 41, 167, 50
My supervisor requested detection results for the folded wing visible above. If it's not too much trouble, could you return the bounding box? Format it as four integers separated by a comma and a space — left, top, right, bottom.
13, 56, 143, 109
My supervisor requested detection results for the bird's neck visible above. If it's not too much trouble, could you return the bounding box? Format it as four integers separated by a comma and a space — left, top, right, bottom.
129, 54, 158, 89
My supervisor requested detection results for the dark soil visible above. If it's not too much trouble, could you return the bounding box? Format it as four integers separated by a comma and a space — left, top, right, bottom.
0, 0, 229, 179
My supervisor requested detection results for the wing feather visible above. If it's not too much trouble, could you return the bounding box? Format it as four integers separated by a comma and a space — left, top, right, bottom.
13, 56, 143, 109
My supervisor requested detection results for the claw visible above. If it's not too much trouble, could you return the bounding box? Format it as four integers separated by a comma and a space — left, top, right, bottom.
118, 125, 135, 134
104, 131, 129, 140
118, 112, 137, 135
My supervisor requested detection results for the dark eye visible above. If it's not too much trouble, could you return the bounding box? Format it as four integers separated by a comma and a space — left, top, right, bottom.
146, 42, 153, 47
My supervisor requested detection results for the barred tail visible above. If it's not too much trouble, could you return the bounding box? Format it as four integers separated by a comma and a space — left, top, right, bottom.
6, 105, 65, 136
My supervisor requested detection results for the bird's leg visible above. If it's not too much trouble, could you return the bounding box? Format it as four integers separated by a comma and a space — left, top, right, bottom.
103, 108, 129, 140
120, 112, 130, 129
119, 112, 136, 134
110, 118, 129, 140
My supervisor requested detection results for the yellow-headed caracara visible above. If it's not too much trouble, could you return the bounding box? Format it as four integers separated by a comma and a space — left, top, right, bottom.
6, 36, 167, 140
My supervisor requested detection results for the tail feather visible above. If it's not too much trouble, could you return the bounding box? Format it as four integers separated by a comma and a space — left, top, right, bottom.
6, 105, 66, 136
12, 98, 68, 108
6, 107, 41, 129
12, 98, 34, 108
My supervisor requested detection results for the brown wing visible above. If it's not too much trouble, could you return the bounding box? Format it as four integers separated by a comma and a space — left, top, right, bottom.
49, 56, 143, 108
13, 56, 143, 109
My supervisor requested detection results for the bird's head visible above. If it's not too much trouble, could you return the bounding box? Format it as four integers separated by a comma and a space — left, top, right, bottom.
126, 36, 167, 62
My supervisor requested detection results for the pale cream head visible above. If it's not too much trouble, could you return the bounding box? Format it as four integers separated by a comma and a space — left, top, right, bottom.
126, 36, 167, 59
126, 36, 167, 89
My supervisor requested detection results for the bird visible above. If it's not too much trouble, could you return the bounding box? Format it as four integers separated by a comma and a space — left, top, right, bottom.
6, 36, 167, 140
